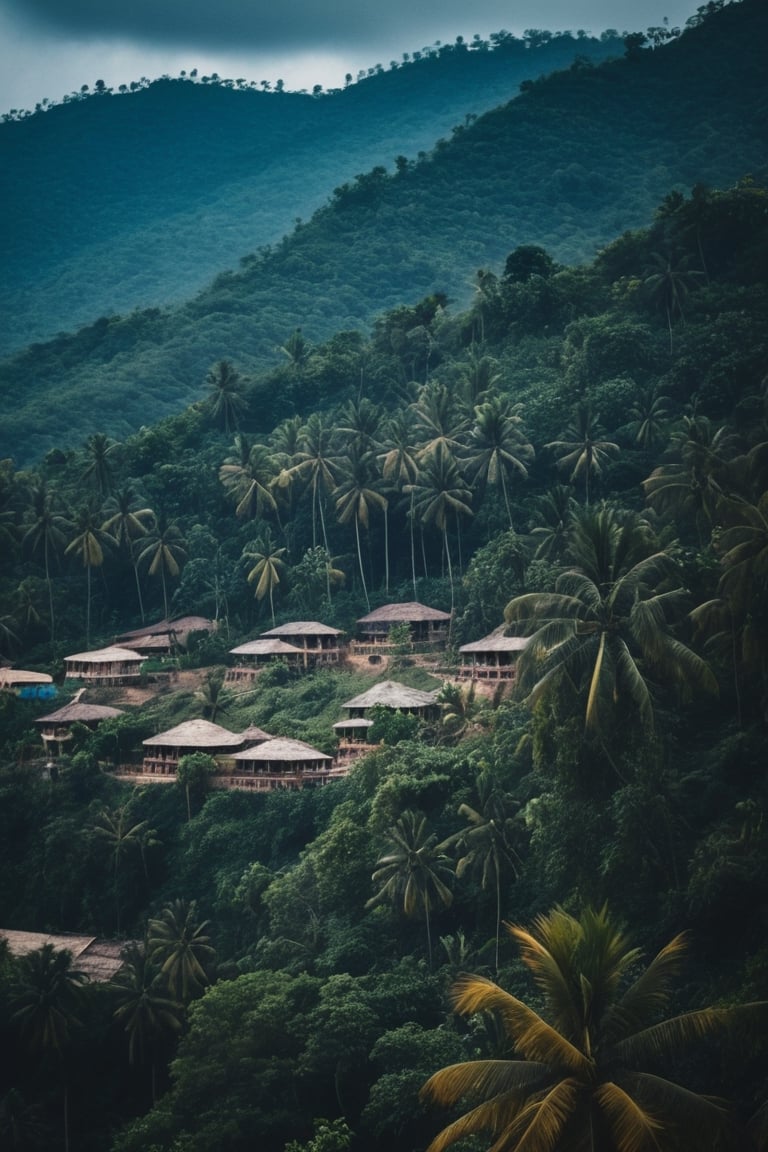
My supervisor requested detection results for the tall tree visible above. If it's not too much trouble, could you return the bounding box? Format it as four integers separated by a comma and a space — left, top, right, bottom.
441, 770, 522, 973
90, 804, 158, 933
407, 442, 473, 615
464, 396, 534, 528
242, 529, 288, 626
334, 446, 387, 611
81, 432, 119, 497
65, 504, 114, 647
147, 899, 216, 1004
421, 906, 765, 1152
546, 403, 619, 507
22, 482, 69, 653
505, 506, 716, 740
109, 941, 183, 1102
219, 436, 280, 522
101, 488, 154, 623
136, 515, 187, 619
205, 360, 247, 434
366, 809, 454, 970
10, 944, 88, 1152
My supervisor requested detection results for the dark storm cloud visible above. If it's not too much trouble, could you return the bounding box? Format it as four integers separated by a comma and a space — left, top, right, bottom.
2, 0, 697, 53
2, 0, 489, 50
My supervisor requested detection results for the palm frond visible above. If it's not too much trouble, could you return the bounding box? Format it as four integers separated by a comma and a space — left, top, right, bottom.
421, 1059, 551, 1106
451, 976, 592, 1074
603, 934, 688, 1044
594, 1081, 661, 1152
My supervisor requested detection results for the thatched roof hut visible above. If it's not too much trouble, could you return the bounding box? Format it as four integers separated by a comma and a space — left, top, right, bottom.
341, 679, 439, 718
355, 601, 451, 646
35, 702, 125, 749
0, 668, 55, 699
117, 616, 216, 654
64, 646, 144, 684
458, 633, 530, 681
226, 737, 342, 790
0, 930, 127, 982
259, 622, 344, 665
141, 719, 244, 777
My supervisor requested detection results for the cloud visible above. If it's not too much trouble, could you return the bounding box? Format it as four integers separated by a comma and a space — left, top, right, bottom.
2, 0, 701, 54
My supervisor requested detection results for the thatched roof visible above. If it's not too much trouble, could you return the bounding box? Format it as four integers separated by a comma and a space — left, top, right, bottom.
143, 719, 243, 749
342, 680, 439, 710
35, 702, 125, 725
0, 930, 128, 982
459, 635, 530, 653
0, 668, 53, 687
333, 718, 374, 730
357, 601, 451, 624
261, 621, 343, 637
65, 646, 144, 664
118, 616, 216, 641
231, 737, 331, 763
230, 639, 304, 656
240, 724, 272, 744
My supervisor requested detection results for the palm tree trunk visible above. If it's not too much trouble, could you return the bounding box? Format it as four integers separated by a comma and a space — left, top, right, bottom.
354, 515, 370, 611
410, 491, 417, 600
45, 538, 56, 657
133, 558, 146, 623
86, 562, 92, 647
384, 506, 390, 595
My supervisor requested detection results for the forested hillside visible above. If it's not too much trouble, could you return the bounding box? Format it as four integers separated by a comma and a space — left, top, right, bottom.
1, 0, 765, 466
0, 28, 623, 354
0, 171, 767, 1151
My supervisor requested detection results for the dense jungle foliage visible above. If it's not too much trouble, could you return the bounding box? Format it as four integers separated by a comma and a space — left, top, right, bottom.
0, 157, 767, 1150
1, 0, 766, 463
0, 28, 625, 355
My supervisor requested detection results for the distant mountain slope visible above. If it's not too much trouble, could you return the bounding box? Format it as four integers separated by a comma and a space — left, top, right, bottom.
0, 31, 623, 354
1, 0, 766, 466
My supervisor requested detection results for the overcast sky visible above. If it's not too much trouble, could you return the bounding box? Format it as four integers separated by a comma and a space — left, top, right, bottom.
2, 0, 705, 113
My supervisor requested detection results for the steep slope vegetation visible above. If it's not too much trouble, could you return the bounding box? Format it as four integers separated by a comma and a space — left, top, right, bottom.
0, 31, 623, 353
1, 0, 766, 465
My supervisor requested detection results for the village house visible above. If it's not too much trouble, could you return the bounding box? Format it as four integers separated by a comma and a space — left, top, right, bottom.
353, 602, 451, 651
457, 633, 530, 681
0, 667, 56, 700
64, 646, 145, 685
332, 716, 375, 763
35, 701, 125, 755
340, 679, 441, 721
0, 930, 127, 982
226, 638, 305, 681
116, 616, 217, 657
223, 737, 343, 791
259, 621, 344, 667
140, 719, 245, 778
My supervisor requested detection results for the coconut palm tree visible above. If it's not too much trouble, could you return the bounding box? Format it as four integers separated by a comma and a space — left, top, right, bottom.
546, 404, 619, 507
378, 412, 421, 599
505, 506, 716, 739
22, 482, 69, 652
407, 442, 473, 614
643, 250, 703, 353
136, 515, 187, 619
242, 530, 287, 626
643, 415, 737, 542
10, 944, 88, 1152
441, 770, 522, 973
205, 359, 247, 434
334, 446, 387, 611
90, 804, 157, 933
421, 905, 765, 1152
627, 385, 671, 454
101, 488, 155, 622
219, 436, 280, 522
530, 485, 578, 562
194, 666, 231, 723
284, 412, 343, 555
65, 504, 115, 647
81, 432, 119, 496
412, 382, 469, 461
147, 899, 216, 1004
464, 396, 534, 528
366, 810, 454, 970
109, 941, 183, 1102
